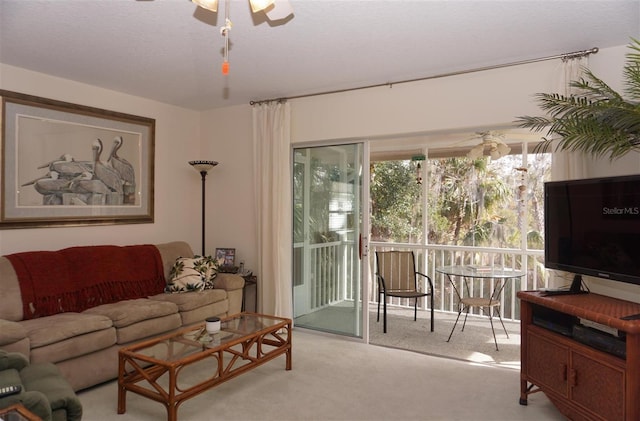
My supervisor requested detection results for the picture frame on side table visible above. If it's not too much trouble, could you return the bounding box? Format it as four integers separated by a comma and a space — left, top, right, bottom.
215, 248, 236, 272
0, 90, 155, 229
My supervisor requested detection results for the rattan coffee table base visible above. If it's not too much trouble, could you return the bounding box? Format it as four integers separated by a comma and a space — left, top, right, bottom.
117, 313, 292, 421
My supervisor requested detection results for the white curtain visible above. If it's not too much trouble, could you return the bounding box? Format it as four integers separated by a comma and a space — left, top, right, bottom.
252, 101, 293, 318
550, 56, 589, 181
549, 57, 591, 288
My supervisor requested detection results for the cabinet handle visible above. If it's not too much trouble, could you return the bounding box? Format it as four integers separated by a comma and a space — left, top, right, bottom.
569, 368, 577, 387
559, 363, 567, 381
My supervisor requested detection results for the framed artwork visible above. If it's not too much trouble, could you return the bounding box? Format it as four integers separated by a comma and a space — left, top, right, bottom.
0, 90, 155, 229
215, 248, 236, 268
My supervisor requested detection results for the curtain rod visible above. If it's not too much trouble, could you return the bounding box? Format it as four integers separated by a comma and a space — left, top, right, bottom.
249, 47, 598, 106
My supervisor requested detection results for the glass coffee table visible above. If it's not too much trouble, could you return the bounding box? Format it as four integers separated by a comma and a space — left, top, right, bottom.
117, 312, 292, 421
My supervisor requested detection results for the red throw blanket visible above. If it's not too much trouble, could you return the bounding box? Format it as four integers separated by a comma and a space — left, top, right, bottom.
6, 244, 166, 320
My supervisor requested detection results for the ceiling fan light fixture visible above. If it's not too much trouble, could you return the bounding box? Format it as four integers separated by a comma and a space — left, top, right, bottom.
249, 0, 275, 13
192, 0, 292, 74
192, 0, 218, 12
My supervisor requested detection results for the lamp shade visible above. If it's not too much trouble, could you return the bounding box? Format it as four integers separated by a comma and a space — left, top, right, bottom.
189, 160, 219, 173
249, 0, 275, 13
192, 0, 218, 12
265, 0, 294, 20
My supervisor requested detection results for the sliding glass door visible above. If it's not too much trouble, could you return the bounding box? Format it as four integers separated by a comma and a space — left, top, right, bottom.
292, 143, 368, 338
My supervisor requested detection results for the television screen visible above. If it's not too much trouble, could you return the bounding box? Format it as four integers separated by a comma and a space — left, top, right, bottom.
545, 174, 640, 285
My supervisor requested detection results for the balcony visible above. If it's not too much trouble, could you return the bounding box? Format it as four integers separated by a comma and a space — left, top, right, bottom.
369, 241, 547, 322
295, 240, 548, 323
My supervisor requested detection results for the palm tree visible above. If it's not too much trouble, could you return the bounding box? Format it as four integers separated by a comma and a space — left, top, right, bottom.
370, 160, 423, 242
429, 157, 511, 247
516, 38, 640, 159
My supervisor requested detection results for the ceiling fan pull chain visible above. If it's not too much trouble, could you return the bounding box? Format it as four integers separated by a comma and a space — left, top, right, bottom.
220, 0, 232, 75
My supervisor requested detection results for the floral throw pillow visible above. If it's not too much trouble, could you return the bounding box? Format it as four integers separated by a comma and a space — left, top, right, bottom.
164, 255, 218, 293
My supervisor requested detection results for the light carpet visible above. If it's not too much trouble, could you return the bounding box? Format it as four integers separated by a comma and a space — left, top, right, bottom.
369, 308, 521, 369
78, 329, 563, 421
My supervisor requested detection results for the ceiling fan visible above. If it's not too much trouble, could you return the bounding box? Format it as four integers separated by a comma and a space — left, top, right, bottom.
192, 0, 294, 21
191, 0, 294, 74
466, 131, 511, 160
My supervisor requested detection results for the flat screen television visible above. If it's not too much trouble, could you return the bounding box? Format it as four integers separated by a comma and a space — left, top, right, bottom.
544, 174, 640, 287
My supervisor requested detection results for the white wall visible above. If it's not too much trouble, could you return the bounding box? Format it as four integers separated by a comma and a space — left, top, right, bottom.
0, 64, 203, 254
3, 43, 639, 303
205, 44, 640, 302
201, 53, 573, 273
198, 105, 256, 268
289, 59, 560, 143
0, 64, 259, 271
286, 44, 634, 147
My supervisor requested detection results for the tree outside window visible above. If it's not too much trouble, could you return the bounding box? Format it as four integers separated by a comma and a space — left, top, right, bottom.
370, 149, 550, 251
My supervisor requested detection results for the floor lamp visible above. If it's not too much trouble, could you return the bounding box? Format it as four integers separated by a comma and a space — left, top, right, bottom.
189, 160, 219, 256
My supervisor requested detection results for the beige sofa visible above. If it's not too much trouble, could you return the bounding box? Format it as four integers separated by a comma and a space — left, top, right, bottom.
0, 241, 244, 391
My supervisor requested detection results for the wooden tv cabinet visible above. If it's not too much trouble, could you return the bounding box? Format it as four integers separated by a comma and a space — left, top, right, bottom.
518, 291, 640, 420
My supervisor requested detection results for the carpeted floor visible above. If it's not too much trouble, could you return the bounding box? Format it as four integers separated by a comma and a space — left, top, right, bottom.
369, 308, 521, 369
78, 328, 562, 421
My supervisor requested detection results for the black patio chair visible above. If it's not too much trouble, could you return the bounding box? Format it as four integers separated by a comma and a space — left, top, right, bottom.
375, 250, 434, 333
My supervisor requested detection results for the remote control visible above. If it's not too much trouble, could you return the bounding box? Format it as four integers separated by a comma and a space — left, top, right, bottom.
0, 384, 22, 398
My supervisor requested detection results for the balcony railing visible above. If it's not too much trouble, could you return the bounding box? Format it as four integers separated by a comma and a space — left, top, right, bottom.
369, 242, 547, 321
295, 241, 548, 322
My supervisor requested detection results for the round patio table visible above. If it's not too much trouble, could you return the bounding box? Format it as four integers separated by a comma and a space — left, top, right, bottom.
436, 265, 525, 350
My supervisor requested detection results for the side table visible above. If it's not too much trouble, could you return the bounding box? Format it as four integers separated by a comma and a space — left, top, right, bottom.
242, 275, 257, 312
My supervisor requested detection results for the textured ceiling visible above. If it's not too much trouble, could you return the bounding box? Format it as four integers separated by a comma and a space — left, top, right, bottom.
1, 0, 639, 111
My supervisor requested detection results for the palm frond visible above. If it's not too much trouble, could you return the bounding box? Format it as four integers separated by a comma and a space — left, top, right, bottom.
624, 66, 640, 100
514, 115, 553, 132
515, 38, 640, 160
532, 138, 555, 154
571, 69, 624, 103
625, 37, 640, 67
621, 37, 640, 100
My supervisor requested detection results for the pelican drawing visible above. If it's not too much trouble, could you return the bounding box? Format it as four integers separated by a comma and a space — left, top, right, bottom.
107, 136, 135, 186
22, 171, 59, 187
27, 171, 73, 195
37, 154, 74, 169
38, 153, 93, 180
48, 160, 94, 179
92, 139, 123, 194
70, 171, 111, 195
38, 153, 93, 178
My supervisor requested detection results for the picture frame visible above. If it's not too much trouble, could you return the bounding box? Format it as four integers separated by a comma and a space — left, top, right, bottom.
0, 90, 155, 229
215, 248, 236, 268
